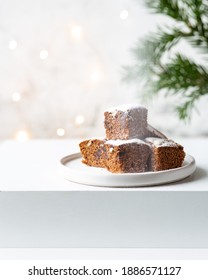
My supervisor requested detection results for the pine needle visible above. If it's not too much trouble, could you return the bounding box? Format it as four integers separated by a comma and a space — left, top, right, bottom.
123, 0, 208, 120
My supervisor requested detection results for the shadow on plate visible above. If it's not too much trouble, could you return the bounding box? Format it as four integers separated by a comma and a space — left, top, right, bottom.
166, 166, 207, 186
143, 166, 207, 189
119, 166, 207, 189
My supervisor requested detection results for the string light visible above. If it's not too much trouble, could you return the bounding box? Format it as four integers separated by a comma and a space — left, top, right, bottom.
90, 71, 102, 83
70, 25, 83, 39
15, 130, 29, 142
8, 40, 17, 50
12, 92, 21, 102
5, 21, 105, 140
56, 128, 65, 137
120, 10, 129, 20
75, 115, 85, 125
40, 49, 48, 60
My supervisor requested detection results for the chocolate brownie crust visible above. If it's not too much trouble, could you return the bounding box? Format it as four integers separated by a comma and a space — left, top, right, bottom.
79, 139, 107, 168
145, 124, 167, 139
79, 138, 151, 173
79, 105, 186, 174
105, 139, 151, 173
104, 104, 147, 140
145, 137, 185, 171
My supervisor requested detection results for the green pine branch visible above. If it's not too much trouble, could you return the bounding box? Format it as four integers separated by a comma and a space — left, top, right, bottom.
155, 54, 208, 91
145, 0, 194, 29
123, 0, 208, 120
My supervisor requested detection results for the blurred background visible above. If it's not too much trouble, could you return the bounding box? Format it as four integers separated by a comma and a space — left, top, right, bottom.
0, 0, 207, 142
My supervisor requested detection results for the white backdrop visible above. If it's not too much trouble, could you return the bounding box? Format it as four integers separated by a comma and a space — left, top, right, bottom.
0, 0, 207, 140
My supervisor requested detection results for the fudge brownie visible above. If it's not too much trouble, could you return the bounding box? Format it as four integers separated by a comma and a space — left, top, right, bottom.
104, 104, 147, 140
79, 104, 186, 174
104, 139, 151, 173
145, 124, 167, 139
145, 137, 185, 171
79, 139, 107, 168
79, 138, 151, 173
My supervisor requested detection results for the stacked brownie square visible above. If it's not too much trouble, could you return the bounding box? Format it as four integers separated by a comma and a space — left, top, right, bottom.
79, 104, 185, 173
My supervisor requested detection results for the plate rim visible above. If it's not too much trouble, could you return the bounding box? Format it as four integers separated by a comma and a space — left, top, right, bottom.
58, 153, 196, 187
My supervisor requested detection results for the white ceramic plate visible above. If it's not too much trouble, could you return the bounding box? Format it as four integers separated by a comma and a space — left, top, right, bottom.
58, 153, 196, 187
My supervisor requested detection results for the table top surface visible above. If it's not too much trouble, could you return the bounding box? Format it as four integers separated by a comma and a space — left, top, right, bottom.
0, 138, 207, 191
1, 139, 207, 251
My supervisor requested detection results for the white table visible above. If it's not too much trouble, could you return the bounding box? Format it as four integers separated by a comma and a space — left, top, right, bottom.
0, 138, 207, 191
0, 139, 208, 258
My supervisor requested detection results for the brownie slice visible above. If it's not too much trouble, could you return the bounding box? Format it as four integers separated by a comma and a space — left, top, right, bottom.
145, 124, 167, 139
79, 138, 151, 173
145, 137, 185, 171
104, 104, 148, 140
104, 139, 151, 173
79, 139, 107, 168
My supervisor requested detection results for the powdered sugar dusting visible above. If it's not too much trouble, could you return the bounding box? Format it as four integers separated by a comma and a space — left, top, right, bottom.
147, 124, 167, 139
107, 104, 147, 115
106, 138, 146, 146
145, 137, 179, 147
